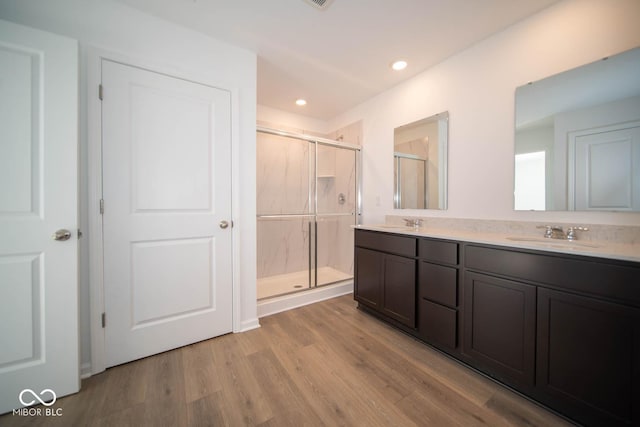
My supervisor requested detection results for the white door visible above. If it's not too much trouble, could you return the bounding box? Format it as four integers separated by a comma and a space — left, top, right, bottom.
569, 122, 640, 211
0, 20, 78, 413
101, 60, 233, 367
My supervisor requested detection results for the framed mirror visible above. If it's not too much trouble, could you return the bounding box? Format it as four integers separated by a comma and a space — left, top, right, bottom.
394, 112, 448, 209
514, 47, 640, 211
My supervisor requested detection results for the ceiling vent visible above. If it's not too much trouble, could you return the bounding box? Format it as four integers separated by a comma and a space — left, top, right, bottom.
302, 0, 335, 11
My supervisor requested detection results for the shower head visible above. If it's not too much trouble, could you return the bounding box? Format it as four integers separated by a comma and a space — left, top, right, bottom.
301, 0, 335, 11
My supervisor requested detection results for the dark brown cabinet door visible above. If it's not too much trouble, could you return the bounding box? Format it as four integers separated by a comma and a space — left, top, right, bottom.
354, 244, 416, 328
381, 254, 416, 327
536, 288, 640, 427
354, 247, 383, 310
463, 272, 536, 388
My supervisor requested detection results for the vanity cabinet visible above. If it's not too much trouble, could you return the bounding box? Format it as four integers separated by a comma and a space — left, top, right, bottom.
354, 230, 416, 327
464, 244, 640, 427
354, 228, 640, 427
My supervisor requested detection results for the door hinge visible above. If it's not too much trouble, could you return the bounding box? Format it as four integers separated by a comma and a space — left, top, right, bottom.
99, 199, 104, 214
98, 84, 103, 100
101, 312, 106, 328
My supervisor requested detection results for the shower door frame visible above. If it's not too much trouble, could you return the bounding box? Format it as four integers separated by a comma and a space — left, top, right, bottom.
256, 126, 362, 297
394, 151, 428, 209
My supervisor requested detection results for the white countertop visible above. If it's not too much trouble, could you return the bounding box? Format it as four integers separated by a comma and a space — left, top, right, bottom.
354, 224, 640, 263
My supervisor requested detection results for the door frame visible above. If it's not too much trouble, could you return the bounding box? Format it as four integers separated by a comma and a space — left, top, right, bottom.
87, 47, 242, 375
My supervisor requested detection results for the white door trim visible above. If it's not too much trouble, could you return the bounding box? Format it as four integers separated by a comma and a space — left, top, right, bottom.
87, 47, 243, 375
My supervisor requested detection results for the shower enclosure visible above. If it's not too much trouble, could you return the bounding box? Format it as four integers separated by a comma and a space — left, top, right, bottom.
256, 127, 361, 300
394, 152, 427, 209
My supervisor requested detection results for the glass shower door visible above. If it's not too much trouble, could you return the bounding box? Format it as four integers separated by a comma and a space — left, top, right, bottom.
257, 128, 360, 300
256, 132, 315, 299
315, 143, 357, 287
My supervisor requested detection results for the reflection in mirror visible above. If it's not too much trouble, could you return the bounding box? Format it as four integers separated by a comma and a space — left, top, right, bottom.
514, 47, 640, 211
394, 112, 448, 209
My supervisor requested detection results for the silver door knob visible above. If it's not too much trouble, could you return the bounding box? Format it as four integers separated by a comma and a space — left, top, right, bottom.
52, 229, 72, 241
219, 220, 229, 229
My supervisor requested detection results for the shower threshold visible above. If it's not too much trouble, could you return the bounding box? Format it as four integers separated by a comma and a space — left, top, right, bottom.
257, 266, 352, 300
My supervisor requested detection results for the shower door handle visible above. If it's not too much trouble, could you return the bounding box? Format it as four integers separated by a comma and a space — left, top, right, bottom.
219, 220, 231, 229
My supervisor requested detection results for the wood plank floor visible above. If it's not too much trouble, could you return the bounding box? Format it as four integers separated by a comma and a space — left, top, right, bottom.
1, 295, 573, 426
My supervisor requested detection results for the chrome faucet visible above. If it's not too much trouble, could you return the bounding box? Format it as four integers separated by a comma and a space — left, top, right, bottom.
566, 226, 589, 241
537, 225, 566, 239
537, 225, 589, 240
403, 218, 423, 229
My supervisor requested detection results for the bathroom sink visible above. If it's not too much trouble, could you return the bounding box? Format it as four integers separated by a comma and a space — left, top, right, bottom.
375, 225, 412, 230
505, 236, 600, 249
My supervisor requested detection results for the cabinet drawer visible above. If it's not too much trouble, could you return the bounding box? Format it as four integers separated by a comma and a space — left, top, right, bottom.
418, 239, 458, 264
419, 262, 457, 308
355, 229, 416, 257
419, 299, 457, 350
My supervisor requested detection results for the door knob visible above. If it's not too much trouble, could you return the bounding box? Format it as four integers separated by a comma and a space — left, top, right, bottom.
52, 229, 72, 241
219, 220, 229, 229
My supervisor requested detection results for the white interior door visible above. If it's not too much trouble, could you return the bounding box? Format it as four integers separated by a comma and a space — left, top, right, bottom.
102, 60, 233, 367
570, 122, 640, 211
0, 20, 78, 413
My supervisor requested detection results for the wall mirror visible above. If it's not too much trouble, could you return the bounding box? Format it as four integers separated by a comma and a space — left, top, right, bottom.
514, 47, 640, 211
394, 112, 448, 210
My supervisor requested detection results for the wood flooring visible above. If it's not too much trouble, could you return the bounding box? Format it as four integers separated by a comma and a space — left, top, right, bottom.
0, 295, 573, 426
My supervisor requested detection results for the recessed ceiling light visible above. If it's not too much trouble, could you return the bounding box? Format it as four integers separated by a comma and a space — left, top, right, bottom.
301, 0, 335, 10
391, 60, 408, 71
295, 99, 307, 106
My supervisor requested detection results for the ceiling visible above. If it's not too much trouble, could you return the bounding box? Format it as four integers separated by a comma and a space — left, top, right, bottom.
114, 0, 560, 120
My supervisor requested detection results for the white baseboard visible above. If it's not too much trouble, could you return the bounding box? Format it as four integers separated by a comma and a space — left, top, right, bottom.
257, 281, 353, 318
237, 318, 261, 332
80, 362, 92, 379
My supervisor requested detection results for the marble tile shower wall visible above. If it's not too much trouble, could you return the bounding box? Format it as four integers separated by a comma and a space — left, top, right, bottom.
257, 131, 358, 279
316, 216, 355, 276
317, 145, 357, 215
257, 217, 310, 279
257, 133, 311, 215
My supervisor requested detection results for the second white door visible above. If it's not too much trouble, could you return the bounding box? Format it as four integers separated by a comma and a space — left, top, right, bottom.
101, 60, 233, 367
0, 19, 78, 414
570, 122, 640, 211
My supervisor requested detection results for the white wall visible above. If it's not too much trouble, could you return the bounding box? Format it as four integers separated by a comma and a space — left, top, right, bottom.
0, 0, 257, 374
327, 0, 640, 225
